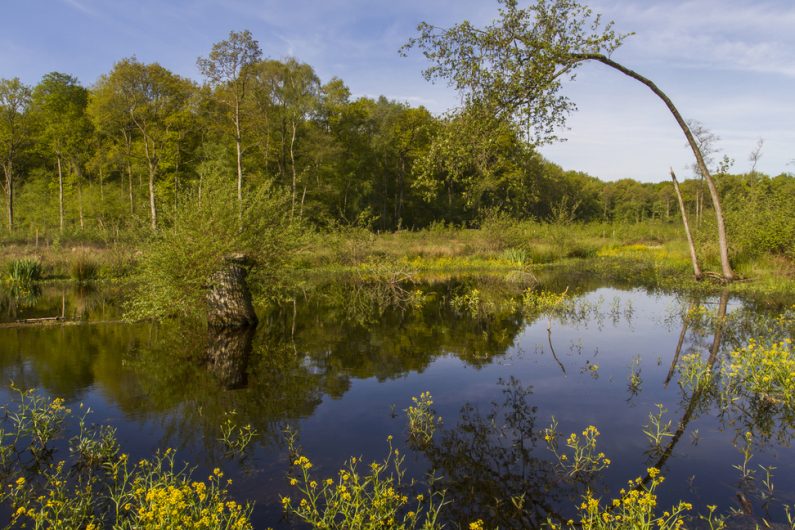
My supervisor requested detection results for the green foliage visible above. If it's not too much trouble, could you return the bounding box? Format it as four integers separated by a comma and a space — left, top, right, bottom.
5, 257, 42, 286
404, 0, 630, 146
219, 411, 258, 458
642, 404, 673, 451
124, 173, 302, 321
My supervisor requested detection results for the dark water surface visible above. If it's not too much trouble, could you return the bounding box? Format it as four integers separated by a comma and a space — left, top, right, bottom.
1, 275, 794, 528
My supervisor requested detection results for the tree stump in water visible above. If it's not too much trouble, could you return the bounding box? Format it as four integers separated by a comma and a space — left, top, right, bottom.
206, 254, 258, 328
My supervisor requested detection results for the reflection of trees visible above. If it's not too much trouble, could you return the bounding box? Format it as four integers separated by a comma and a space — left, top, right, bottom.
277, 277, 527, 381
649, 290, 728, 476
418, 378, 561, 530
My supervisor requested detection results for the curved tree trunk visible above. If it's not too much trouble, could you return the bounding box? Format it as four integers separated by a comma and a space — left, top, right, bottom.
573, 53, 735, 281
670, 168, 702, 280
206, 254, 258, 328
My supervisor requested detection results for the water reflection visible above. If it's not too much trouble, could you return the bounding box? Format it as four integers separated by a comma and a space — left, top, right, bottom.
0, 274, 794, 528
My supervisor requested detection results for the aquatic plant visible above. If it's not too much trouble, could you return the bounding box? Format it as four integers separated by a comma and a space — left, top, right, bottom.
219, 410, 259, 458
5, 258, 42, 286
523, 288, 570, 315
642, 404, 673, 452
70, 253, 99, 282
723, 338, 795, 409
406, 392, 442, 446
543, 419, 611, 478
281, 435, 446, 529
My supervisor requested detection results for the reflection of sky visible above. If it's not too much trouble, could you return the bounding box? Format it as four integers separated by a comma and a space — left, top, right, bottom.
1, 285, 793, 527
2, 0, 793, 181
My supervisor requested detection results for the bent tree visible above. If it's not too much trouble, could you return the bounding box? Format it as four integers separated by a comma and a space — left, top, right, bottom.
404, 0, 735, 280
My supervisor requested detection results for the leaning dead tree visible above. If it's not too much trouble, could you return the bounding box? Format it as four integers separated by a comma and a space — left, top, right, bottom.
670, 168, 702, 280
206, 253, 258, 328
405, 0, 735, 281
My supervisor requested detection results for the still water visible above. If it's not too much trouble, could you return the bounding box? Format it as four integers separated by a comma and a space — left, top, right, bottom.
1, 274, 794, 528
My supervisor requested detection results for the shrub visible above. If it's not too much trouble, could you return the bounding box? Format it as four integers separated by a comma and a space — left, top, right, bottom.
125, 173, 303, 321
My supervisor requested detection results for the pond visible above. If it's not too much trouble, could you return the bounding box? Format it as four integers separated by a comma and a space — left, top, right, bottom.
1, 272, 794, 528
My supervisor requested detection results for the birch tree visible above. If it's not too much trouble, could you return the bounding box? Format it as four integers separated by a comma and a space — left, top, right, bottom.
0, 78, 32, 232
197, 30, 262, 208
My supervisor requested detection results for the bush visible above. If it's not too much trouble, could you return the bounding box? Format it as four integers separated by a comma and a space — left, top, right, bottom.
125, 173, 303, 321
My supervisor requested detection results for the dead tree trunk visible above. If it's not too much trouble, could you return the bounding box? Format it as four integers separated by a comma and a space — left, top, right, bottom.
206, 254, 258, 328
670, 168, 702, 280
573, 53, 735, 281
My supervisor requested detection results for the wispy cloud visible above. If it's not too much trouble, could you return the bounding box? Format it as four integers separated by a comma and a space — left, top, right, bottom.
594, 0, 795, 77
61, 0, 98, 17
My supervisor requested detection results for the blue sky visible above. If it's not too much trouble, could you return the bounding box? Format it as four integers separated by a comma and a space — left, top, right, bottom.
2, 0, 793, 182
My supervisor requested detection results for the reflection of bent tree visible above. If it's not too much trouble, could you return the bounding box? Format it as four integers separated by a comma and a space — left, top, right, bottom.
648, 290, 729, 478
418, 378, 561, 529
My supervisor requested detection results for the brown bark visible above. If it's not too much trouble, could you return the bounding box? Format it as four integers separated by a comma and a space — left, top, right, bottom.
572, 53, 735, 280
670, 169, 702, 280
206, 254, 258, 328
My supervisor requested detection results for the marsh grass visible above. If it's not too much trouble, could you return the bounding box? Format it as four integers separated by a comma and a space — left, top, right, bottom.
70, 253, 99, 282
5, 258, 42, 286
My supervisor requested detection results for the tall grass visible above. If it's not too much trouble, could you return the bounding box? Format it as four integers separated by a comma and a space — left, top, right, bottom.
70, 254, 99, 282
6, 258, 42, 285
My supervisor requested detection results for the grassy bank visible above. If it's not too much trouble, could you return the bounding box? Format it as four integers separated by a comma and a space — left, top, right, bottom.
3, 220, 794, 300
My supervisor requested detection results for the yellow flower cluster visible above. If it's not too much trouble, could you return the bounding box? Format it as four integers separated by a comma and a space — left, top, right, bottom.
548, 469, 691, 530
132, 480, 251, 530
726, 338, 795, 405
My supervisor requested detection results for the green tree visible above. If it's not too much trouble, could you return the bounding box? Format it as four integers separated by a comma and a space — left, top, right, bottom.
91, 58, 194, 230
197, 30, 262, 208
405, 0, 735, 280
31, 72, 92, 233
0, 78, 32, 232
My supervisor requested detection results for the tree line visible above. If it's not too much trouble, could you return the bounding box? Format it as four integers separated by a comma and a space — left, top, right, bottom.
0, 30, 792, 242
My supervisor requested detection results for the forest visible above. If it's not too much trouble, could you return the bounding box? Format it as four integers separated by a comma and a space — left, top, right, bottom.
1, 32, 791, 254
